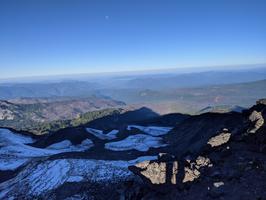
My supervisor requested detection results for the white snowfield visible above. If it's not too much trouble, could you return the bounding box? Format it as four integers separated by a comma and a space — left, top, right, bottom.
0, 156, 157, 198
0, 126, 170, 198
105, 134, 167, 152
0, 128, 94, 170
127, 125, 173, 136
46, 139, 94, 152
0, 128, 35, 144
85, 128, 119, 140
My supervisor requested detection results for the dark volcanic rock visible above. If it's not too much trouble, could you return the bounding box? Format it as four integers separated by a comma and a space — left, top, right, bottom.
164, 112, 245, 156
126, 102, 266, 200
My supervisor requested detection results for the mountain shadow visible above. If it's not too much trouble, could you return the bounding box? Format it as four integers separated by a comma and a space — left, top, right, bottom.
30, 107, 159, 147
84, 107, 160, 130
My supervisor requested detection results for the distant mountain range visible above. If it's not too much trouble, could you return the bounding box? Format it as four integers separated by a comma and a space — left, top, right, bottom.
102, 79, 266, 114
1, 67, 266, 116
1, 66, 266, 99
1, 78, 266, 134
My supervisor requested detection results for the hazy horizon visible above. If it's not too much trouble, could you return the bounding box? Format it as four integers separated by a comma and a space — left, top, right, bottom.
1, 63, 266, 82
1, 0, 266, 79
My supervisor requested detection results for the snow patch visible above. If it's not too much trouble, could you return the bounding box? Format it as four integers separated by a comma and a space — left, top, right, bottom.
127, 125, 172, 136
105, 134, 167, 152
28, 159, 71, 195
46, 139, 94, 152
1, 138, 94, 158
0, 156, 157, 197
0, 128, 35, 144
86, 128, 119, 140
0, 128, 94, 170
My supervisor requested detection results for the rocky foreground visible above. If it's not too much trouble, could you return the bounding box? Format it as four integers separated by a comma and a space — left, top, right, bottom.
0, 100, 265, 199
126, 100, 266, 200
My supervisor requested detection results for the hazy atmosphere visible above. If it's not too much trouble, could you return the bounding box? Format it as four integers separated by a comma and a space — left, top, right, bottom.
0, 0, 266, 78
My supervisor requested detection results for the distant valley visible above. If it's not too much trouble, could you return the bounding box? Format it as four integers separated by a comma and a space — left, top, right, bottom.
1, 67, 266, 135
0, 96, 125, 134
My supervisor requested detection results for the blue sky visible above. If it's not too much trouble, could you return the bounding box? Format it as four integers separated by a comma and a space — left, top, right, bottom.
0, 0, 266, 78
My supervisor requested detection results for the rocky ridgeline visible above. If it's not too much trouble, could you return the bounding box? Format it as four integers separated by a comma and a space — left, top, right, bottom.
126, 100, 266, 200
128, 129, 229, 188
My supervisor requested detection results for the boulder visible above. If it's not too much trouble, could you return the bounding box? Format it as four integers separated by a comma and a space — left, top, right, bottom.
183, 156, 212, 183
131, 159, 179, 185
207, 132, 231, 147
247, 110, 264, 134
129, 155, 212, 186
